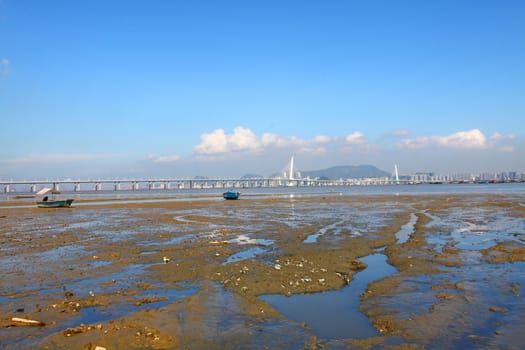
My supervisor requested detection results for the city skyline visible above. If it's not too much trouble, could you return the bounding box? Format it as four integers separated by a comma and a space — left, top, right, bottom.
1, 1, 524, 179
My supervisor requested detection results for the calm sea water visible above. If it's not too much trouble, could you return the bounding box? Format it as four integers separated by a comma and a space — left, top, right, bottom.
2, 182, 525, 204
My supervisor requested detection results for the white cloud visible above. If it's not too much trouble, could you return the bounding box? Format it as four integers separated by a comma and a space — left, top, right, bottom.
190, 126, 518, 171
397, 136, 430, 150
193, 126, 261, 156
488, 132, 516, 153
193, 126, 330, 158
228, 127, 261, 151
193, 128, 229, 154
489, 132, 515, 143
398, 129, 515, 151
260, 133, 279, 147
345, 131, 368, 145
434, 129, 487, 149
261, 133, 306, 148
313, 135, 332, 143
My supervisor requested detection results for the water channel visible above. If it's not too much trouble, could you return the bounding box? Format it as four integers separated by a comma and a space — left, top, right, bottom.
260, 252, 397, 339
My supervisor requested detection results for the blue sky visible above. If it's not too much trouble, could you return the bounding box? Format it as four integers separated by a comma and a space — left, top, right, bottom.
1, 0, 524, 179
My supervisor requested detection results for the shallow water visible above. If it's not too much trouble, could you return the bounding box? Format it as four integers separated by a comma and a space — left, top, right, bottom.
2, 182, 525, 200
77, 283, 198, 326
395, 212, 418, 244
426, 205, 525, 252
226, 246, 270, 264
260, 253, 397, 339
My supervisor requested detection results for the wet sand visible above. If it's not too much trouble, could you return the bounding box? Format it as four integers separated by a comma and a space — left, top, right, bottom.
1, 193, 524, 349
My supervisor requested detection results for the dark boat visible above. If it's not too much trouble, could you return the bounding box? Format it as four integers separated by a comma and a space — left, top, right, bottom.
36, 188, 74, 208
37, 199, 74, 208
223, 189, 240, 200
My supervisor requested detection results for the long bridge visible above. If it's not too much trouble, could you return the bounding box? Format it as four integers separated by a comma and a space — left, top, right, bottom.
0, 159, 411, 193
0, 176, 400, 193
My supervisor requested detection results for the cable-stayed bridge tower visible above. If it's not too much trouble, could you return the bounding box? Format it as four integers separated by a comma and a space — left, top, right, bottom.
394, 164, 400, 184
280, 156, 302, 185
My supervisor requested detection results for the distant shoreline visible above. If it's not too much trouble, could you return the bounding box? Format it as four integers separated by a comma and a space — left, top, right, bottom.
2, 182, 525, 209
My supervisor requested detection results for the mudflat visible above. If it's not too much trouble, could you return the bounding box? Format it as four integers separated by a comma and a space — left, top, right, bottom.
1, 193, 524, 349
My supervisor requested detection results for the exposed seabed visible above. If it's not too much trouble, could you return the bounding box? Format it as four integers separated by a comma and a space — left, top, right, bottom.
1, 191, 524, 349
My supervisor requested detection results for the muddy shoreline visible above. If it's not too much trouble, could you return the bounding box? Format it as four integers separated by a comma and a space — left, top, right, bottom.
1, 193, 524, 349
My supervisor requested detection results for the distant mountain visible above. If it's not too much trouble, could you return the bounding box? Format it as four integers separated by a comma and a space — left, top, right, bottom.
300, 165, 390, 180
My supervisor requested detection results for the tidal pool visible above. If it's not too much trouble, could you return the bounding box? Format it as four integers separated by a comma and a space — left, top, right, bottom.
225, 246, 270, 264
260, 253, 397, 339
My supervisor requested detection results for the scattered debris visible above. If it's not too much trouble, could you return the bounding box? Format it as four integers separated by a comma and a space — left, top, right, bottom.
63, 323, 102, 337
10, 317, 45, 327
209, 240, 229, 245
335, 271, 351, 284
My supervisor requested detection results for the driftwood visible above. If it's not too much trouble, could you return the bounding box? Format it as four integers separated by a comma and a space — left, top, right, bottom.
10, 317, 45, 326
